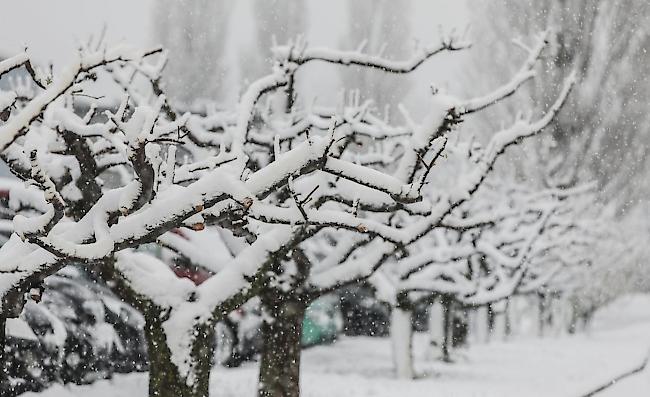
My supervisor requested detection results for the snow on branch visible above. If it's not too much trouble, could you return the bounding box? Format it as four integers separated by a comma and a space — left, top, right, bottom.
273, 34, 470, 73
0, 45, 161, 152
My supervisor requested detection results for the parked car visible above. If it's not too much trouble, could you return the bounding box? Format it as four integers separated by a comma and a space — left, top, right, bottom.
302, 295, 341, 347
338, 285, 391, 337
3, 318, 49, 396
338, 285, 450, 337
212, 295, 342, 367
3, 266, 148, 396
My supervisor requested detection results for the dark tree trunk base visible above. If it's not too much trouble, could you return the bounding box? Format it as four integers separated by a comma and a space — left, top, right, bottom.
441, 297, 453, 362
146, 318, 213, 397
0, 316, 7, 396
258, 295, 306, 397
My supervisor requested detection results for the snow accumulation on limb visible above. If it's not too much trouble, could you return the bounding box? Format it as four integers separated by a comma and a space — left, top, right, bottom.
460, 31, 549, 114
157, 226, 300, 383
115, 250, 196, 310
309, 238, 396, 291
307, 79, 576, 294
274, 35, 470, 73
456, 207, 558, 306
0, 52, 46, 88
0, 46, 161, 152
157, 228, 233, 274
234, 67, 293, 143
2, 125, 345, 268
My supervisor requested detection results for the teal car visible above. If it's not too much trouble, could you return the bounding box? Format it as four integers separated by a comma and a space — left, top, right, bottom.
302, 295, 341, 347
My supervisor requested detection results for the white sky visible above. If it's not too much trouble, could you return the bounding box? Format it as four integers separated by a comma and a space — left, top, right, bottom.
0, 1, 468, 60
0, 0, 470, 114
0, 0, 153, 62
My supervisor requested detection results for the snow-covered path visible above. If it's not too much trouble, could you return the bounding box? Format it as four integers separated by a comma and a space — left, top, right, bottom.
594, 357, 650, 397
25, 294, 650, 397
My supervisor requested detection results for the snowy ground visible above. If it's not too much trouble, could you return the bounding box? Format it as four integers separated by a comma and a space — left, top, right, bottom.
25, 294, 650, 397
598, 362, 650, 397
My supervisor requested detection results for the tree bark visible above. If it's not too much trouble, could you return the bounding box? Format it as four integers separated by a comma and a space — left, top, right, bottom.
490, 301, 508, 342
427, 300, 444, 359
473, 305, 490, 344
145, 318, 214, 397
98, 260, 214, 397
258, 296, 306, 397
537, 293, 547, 337
504, 299, 512, 338
0, 315, 7, 396
441, 297, 453, 362
390, 306, 414, 379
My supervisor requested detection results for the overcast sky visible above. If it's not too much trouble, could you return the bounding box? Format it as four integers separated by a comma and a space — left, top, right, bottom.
0, 0, 469, 114
0, 1, 468, 61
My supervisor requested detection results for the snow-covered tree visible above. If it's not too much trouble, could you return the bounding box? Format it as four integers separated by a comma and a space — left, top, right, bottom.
247, 32, 575, 392
371, 172, 575, 377
504, 188, 598, 337
470, 0, 650, 204
468, 2, 650, 325
0, 26, 574, 397
560, 203, 650, 333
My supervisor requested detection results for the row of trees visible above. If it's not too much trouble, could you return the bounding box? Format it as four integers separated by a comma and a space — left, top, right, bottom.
154, 0, 415, 114
465, 0, 650, 332
378, 178, 598, 377
0, 23, 580, 397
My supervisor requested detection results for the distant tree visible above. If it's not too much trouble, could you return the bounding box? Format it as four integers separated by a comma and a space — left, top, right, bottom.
470, 0, 650, 204
339, 0, 414, 117
241, 0, 306, 85
153, 0, 235, 105
565, 203, 650, 332
371, 172, 592, 376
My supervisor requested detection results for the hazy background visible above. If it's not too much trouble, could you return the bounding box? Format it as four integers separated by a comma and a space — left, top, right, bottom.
0, 0, 469, 117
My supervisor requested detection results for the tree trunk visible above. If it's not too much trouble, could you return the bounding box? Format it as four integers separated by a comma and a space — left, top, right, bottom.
0, 315, 7, 396
537, 293, 547, 337
427, 301, 444, 359
390, 306, 414, 379
490, 301, 507, 342
258, 297, 306, 397
504, 299, 512, 338
97, 260, 214, 397
551, 295, 570, 335
474, 305, 490, 344
145, 318, 213, 397
441, 298, 453, 362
